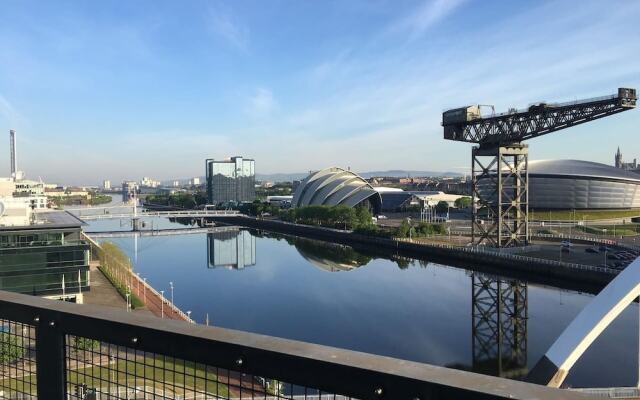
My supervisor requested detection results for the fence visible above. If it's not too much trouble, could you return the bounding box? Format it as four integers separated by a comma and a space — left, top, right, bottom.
0, 290, 587, 400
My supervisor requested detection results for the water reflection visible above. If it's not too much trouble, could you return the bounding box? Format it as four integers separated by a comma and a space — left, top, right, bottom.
207, 229, 256, 269
292, 238, 372, 272
470, 274, 528, 379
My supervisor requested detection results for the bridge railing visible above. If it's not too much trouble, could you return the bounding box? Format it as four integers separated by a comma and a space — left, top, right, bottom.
0, 290, 587, 400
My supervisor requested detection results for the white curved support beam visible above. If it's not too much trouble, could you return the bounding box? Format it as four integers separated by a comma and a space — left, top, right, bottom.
527, 257, 640, 388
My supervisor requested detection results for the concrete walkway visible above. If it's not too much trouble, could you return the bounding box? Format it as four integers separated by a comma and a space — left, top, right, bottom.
82, 261, 153, 317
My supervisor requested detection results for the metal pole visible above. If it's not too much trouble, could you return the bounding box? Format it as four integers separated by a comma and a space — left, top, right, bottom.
170, 281, 174, 305
161, 290, 164, 318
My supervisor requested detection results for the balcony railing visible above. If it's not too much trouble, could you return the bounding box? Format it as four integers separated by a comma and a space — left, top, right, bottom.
0, 290, 587, 399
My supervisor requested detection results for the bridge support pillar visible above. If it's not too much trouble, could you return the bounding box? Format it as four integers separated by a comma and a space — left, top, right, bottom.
472, 143, 529, 247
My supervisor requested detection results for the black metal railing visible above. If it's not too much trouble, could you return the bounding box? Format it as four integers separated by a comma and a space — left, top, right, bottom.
0, 290, 588, 399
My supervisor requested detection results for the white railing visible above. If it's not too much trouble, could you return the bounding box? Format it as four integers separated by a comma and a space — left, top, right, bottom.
76, 210, 240, 220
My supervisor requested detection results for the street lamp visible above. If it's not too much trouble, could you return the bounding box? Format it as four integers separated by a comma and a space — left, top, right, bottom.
169, 281, 174, 305
186, 310, 192, 322
160, 290, 165, 318
125, 293, 130, 312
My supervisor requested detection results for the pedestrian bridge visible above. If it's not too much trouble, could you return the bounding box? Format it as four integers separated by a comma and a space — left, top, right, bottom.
70, 208, 240, 221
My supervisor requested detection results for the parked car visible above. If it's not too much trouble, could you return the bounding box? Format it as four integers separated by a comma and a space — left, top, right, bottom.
561, 240, 573, 247
607, 254, 622, 260
585, 247, 599, 253
599, 245, 614, 252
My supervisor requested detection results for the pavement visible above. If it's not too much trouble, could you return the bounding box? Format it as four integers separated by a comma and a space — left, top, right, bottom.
82, 261, 153, 317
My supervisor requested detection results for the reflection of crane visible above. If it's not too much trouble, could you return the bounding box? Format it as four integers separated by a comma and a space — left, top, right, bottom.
443, 88, 637, 247
471, 273, 528, 378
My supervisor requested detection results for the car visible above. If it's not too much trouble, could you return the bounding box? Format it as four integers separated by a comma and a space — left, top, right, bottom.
585, 247, 599, 253
561, 241, 573, 247
377, 215, 388, 220
607, 254, 622, 260
599, 245, 614, 252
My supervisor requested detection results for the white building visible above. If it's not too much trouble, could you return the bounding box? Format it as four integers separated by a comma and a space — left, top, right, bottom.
140, 177, 160, 188
191, 177, 201, 185
103, 180, 111, 190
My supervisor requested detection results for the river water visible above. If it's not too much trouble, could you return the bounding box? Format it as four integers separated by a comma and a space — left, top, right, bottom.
81, 213, 638, 388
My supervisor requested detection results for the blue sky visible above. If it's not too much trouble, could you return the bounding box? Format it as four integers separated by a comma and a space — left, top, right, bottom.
0, 0, 639, 185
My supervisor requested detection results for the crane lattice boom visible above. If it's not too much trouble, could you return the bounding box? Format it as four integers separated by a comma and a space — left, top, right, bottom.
443, 88, 637, 146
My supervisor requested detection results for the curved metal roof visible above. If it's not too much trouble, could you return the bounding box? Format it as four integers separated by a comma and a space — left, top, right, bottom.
529, 160, 640, 183
292, 167, 382, 210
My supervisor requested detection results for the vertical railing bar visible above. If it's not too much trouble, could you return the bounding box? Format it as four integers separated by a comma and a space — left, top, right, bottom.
35, 319, 66, 399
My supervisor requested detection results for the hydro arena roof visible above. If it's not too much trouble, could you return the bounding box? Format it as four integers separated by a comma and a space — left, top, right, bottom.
529, 160, 640, 183
527, 160, 640, 209
292, 167, 382, 213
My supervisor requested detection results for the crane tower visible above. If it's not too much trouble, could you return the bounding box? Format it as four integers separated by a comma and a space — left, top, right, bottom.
443, 88, 637, 247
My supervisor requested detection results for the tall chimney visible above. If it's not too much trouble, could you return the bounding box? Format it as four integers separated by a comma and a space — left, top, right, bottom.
9, 130, 17, 180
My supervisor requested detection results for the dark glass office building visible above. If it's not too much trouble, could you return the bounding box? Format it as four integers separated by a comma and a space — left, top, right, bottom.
0, 211, 90, 298
206, 157, 256, 204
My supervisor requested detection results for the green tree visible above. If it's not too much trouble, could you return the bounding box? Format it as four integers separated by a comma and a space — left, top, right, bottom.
0, 332, 24, 363
454, 197, 472, 209
73, 336, 100, 351
355, 207, 373, 228
396, 219, 411, 238
435, 201, 449, 214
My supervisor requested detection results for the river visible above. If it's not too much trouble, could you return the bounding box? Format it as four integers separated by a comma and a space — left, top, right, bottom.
80, 211, 638, 388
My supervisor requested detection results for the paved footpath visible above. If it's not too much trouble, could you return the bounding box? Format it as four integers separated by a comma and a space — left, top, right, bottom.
83, 261, 153, 317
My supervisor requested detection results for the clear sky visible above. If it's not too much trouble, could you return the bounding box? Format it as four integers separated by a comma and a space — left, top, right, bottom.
0, 0, 639, 185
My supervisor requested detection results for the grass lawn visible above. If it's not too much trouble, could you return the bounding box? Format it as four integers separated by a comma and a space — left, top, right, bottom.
529, 209, 640, 221
1, 356, 230, 397
576, 224, 640, 236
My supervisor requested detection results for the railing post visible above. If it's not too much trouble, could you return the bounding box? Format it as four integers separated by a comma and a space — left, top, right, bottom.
36, 319, 66, 399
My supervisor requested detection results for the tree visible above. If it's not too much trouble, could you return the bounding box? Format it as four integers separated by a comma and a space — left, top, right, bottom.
396, 219, 411, 238
454, 196, 472, 209
0, 332, 24, 363
355, 207, 373, 228
435, 201, 449, 214
73, 336, 100, 351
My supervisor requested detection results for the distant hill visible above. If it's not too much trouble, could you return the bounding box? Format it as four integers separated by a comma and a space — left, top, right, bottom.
357, 170, 463, 179
257, 170, 462, 182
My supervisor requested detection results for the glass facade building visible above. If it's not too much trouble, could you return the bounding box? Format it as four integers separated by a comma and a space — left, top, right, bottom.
0, 211, 90, 297
206, 157, 255, 204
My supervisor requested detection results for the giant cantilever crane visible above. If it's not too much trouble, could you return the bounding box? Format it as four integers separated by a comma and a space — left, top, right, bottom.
442, 88, 637, 247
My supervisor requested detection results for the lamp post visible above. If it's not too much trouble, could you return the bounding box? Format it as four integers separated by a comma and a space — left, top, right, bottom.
160, 290, 165, 318
169, 281, 174, 305
125, 293, 130, 312
187, 310, 192, 322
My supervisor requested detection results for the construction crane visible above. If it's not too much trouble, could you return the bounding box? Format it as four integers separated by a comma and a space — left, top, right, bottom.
442, 88, 637, 247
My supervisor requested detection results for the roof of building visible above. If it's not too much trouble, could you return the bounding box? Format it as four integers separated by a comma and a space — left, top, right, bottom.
529, 160, 640, 183
0, 210, 85, 232
292, 167, 382, 210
